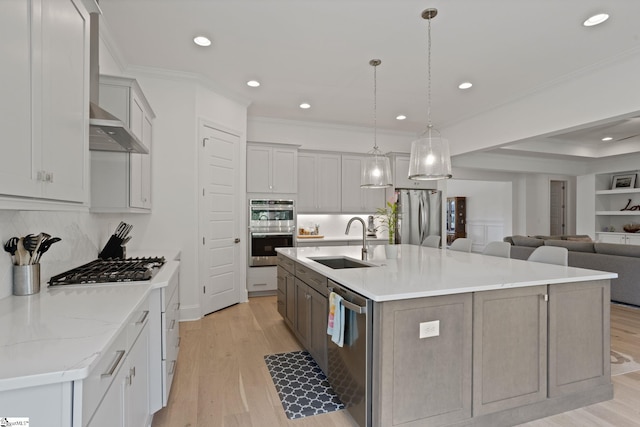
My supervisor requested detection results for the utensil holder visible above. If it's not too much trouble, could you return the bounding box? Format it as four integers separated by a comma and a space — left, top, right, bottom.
13, 264, 41, 296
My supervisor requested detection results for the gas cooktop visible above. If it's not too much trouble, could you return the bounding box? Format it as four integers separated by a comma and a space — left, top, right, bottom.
48, 257, 166, 286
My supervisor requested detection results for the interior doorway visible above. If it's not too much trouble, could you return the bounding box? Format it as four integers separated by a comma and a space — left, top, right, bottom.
549, 180, 567, 236
198, 122, 244, 316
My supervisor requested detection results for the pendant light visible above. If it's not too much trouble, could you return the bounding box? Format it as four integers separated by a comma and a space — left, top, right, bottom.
361, 59, 392, 188
408, 8, 452, 180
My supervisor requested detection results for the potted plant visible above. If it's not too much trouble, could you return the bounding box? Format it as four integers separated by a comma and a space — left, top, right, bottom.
376, 194, 399, 257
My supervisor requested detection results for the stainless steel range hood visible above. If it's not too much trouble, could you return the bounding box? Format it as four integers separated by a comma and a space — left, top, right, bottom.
89, 12, 148, 154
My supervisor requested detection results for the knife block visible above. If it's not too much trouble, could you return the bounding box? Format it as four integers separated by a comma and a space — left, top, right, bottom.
99, 235, 126, 259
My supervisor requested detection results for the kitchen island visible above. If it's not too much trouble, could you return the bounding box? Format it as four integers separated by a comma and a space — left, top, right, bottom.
276, 244, 616, 427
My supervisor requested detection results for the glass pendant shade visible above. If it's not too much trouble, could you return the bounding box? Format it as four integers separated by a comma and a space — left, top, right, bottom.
408, 129, 452, 180
361, 58, 392, 188
361, 148, 392, 188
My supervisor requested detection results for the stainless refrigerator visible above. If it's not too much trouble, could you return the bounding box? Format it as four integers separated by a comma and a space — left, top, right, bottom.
395, 188, 442, 245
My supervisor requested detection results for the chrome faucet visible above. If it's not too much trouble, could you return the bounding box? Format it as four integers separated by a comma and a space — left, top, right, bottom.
345, 217, 368, 260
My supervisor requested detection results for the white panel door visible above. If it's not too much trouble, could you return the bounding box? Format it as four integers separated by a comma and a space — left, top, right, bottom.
200, 125, 242, 315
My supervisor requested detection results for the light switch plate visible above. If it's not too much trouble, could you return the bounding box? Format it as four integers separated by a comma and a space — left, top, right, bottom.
419, 320, 440, 339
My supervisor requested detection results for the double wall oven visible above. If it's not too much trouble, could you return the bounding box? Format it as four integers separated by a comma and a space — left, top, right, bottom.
249, 199, 295, 266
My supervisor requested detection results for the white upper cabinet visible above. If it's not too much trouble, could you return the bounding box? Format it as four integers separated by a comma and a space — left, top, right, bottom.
91, 75, 155, 212
341, 155, 385, 213
297, 152, 341, 213
391, 153, 435, 189
247, 143, 298, 193
0, 0, 90, 205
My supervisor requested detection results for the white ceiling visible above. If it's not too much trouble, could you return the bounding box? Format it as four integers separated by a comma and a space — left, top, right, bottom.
99, 0, 640, 159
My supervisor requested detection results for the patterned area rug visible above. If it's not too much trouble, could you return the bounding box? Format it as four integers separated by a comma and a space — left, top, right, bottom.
611, 350, 640, 376
264, 350, 344, 419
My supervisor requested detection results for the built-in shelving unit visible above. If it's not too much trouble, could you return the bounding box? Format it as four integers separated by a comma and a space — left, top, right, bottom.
595, 170, 640, 245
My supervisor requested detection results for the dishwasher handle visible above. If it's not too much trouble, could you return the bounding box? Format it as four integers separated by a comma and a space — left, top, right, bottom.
328, 283, 368, 314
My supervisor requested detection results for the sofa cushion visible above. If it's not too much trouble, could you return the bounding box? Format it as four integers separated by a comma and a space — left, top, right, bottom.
533, 235, 563, 240
566, 236, 593, 242
594, 243, 640, 258
544, 239, 595, 253
512, 235, 544, 247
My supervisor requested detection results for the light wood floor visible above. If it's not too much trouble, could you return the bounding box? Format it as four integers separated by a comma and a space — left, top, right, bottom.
151, 297, 640, 427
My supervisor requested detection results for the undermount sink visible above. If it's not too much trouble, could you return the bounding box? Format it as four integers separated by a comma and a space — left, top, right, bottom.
309, 256, 375, 269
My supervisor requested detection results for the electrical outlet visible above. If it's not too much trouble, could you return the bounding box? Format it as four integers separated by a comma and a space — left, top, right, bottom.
419, 320, 440, 339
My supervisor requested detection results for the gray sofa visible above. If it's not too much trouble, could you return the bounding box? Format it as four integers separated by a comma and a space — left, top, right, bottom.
503, 234, 640, 307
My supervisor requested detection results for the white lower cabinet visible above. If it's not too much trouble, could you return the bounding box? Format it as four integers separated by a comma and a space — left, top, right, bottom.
85, 299, 151, 427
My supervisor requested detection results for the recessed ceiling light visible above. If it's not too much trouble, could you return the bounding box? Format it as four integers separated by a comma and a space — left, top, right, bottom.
458, 82, 473, 89
396, 115, 407, 120
299, 103, 311, 109
247, 80, 260, 87
583, 13, 609, 27
193, 36, 212, 47
602, 136, 613, 141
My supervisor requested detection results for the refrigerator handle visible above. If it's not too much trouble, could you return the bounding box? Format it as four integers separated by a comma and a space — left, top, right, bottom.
418, 198, 425, 243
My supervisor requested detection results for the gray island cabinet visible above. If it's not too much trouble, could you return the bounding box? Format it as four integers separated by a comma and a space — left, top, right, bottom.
276, 245, 615, 427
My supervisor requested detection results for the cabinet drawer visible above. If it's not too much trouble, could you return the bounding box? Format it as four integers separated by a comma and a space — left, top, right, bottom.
277, 254, 295, 274
82, 327, 128, 424
127, 297, 151, 349
295, 263, 327, 295
161, 265, 180, 311
162, 290, 180, 359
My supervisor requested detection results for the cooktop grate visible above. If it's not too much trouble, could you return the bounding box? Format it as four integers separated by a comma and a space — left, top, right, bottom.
48, 257, 166, 286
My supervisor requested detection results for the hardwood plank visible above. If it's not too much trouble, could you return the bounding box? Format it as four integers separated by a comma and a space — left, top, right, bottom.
153, 299, 640, 427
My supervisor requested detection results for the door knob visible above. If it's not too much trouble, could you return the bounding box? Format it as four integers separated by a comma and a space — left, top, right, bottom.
234, 238, 241, 243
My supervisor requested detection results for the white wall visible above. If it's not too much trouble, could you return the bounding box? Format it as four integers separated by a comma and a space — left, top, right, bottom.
446, 179, 512, 251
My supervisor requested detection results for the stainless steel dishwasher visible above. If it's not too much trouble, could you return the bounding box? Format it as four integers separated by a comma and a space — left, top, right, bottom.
327, 280, 373, 427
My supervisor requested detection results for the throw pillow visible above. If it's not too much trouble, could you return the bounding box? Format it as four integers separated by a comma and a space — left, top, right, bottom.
512, 235, 544, 247
566, 236, 593, 242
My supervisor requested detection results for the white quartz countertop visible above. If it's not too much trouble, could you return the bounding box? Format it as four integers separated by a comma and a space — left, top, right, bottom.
0, 253, 179, 392
276, 245, 617, 302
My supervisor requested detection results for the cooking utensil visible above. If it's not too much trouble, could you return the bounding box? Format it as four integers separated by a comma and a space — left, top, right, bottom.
4, 237, 19, 264
34, 237, 61, 264
23, 233, 36, 257
29, 233, 47, 265
16, 237, 30, 266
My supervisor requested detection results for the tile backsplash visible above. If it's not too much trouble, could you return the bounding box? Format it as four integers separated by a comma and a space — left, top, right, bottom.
0, 211, 111, 299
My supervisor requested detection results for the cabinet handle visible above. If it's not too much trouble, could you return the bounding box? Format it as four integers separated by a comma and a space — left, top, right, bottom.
169, 319, 176, 331
169, 360, 177, 375
130, 366, 136, 379
176, 337, 181, 348
136, 310, 150, 325
174, 302, 180, 311
101, 350, 126, 378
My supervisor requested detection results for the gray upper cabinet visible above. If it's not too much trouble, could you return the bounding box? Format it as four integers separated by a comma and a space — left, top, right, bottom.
247, 143, 298, 194
341, 155, 386, 214
0, 0, 90, 206
297, 151, 341, 213
91, 75, 155, 213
